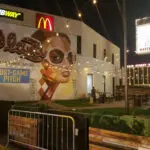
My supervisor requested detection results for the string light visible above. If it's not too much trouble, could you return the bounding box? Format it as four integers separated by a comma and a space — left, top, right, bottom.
78, 12, 82, 18
56, 33, 59, 36
93, 0, 97, 5
65, 24, 70, 28
47, 39, 50, 43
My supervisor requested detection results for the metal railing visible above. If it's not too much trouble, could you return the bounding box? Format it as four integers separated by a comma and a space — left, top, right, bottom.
7, 109, 76, 150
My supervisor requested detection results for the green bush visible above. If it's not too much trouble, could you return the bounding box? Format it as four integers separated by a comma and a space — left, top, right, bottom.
131, 119, 145, 136
88, 114, 150, 136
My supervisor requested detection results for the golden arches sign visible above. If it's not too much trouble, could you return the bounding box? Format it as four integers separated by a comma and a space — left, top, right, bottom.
37, 17, 53, 31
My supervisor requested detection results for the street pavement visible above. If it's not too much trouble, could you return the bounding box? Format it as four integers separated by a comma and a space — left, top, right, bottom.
50, 100, 125, 111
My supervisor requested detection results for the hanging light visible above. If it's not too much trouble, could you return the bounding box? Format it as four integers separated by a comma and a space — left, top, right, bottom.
93, 0, 97, 5
78, 12, 82, 18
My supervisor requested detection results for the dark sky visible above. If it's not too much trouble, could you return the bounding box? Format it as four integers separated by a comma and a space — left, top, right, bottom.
1, 0, 150, 66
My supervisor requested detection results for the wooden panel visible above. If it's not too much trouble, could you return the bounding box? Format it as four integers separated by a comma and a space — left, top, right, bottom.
89, 127, 150, 149
9, 115, 38, 146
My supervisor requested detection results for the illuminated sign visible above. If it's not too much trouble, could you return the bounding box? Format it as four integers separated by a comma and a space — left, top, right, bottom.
0, 8, 24, 21
136, 18, 150, 55
0, 68, 30, 83
36, 13, 54, 31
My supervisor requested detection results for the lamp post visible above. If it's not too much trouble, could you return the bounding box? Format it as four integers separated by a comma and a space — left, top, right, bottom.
123, 0, 129, 113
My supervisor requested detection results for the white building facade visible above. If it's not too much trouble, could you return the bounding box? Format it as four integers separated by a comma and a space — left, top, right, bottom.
0, 4, 121, 100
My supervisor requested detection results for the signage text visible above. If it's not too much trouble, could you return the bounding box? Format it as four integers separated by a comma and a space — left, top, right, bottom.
0, 8, 24, 21
36, 14, 54, 31
0, 68, 30, 83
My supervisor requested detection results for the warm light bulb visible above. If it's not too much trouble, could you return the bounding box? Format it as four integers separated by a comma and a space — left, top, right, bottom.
56, 33, 59, 36
78, 12, 82, 18
66, 24, 70, 28
93, 0, 97, 4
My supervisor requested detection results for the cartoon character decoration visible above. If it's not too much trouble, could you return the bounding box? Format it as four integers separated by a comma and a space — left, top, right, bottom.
0, 29, 76, 101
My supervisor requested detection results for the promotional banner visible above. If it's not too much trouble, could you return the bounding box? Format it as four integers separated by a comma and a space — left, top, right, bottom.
0, 22, 75, 101
0, 68, 30, 83
136, 18, 150, 54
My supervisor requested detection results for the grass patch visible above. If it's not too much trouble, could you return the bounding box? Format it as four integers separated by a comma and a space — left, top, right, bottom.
77, 107, 126, 116
76, 107, 150, 117
54, 98, 95, 107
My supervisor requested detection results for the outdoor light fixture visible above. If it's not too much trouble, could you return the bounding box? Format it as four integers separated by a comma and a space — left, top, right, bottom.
78, 12, 82, 18
93, 0, 97, 4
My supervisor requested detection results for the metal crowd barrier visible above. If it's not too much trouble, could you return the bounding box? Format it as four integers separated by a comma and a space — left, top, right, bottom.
7, 109, 76, 150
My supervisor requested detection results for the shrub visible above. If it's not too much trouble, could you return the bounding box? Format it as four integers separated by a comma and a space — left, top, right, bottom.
88, 114, 150, 136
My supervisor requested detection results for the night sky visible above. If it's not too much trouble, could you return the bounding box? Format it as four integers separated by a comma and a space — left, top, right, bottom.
1, 0, 150, 66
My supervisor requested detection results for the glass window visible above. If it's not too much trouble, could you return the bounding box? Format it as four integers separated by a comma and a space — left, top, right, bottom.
93, 44, 96, 58
77, 36, 81, 54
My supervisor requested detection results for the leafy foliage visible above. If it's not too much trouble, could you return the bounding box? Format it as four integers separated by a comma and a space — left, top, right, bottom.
88, 114, 149, 136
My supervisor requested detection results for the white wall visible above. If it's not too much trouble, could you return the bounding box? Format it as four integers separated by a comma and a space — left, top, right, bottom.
0, 3, 122, 99
75, 55, 116, 97
80, 23, 120, 66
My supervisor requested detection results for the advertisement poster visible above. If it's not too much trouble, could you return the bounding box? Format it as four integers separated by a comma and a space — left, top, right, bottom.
136, 21, 150, 54
0, 22, 75, 101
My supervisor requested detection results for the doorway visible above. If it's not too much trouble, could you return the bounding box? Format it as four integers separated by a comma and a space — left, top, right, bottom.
87, 74, 93, 95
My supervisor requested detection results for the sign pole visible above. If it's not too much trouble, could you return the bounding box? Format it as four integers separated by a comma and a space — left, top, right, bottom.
123, 0, 129, 113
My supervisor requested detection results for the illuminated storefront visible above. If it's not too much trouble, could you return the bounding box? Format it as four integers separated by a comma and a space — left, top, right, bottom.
0, 4, 121, 101
127, 64, 150, 86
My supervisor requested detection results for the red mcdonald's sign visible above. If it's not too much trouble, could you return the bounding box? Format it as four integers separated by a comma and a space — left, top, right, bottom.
36, 14, 54, 31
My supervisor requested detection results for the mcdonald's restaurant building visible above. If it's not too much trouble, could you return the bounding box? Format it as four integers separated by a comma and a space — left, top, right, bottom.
0, 3, 122, 101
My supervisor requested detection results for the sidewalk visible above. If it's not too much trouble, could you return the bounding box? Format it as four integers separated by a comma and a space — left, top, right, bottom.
71, 100, 124, 110
50, 100, 125, 111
